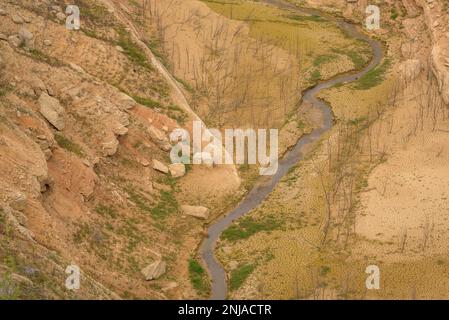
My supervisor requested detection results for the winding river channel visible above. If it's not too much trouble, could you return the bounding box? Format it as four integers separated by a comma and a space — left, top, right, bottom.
200, 0, 383, 300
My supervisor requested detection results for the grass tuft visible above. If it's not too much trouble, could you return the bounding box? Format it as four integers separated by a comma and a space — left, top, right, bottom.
55, 134, 84, 157
353, 59, 391, 90
116, 27, 153, 71
95, 205, 118, 218
221, 216, 281, 242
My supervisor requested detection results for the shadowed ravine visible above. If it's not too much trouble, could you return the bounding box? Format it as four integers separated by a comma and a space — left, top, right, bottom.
200, 0, 383, 300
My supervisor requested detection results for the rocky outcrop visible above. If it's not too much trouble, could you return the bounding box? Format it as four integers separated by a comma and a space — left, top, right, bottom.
153, 159, 169, 174
180, 205, 210, 219
56, 12, 66, 22
169, 163, 185, 178
8, 35, 21, 47
11, 14, 24, 24
116, 92, 137, 111
18, 28, 34, 49
101, 138, 119, 156
148, 125, 171, 151
141, 260, 166, 280
38, 93, 65, 130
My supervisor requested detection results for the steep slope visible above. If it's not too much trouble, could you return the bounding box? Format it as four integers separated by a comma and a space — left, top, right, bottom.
0, 0, 241, 299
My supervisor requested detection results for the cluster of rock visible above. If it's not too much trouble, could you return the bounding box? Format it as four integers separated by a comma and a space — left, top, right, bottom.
49, 5, 67, 22
0, 8, 36, 49
0, 7, 58, 49
0, 27, 35, 50
148, 125, 171, 152
152, 159, 186, 178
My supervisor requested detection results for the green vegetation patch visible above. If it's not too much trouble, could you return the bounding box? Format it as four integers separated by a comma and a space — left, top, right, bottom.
0, 84, 11, 97
166, 104, 188, 125
230, 264, 256, 291
130, 94, 161, 108
221, 216, 282, 242
352, 59, 391, 90
151, 190, 178, 220
174, 76, 194, 93
145, 39, 170, 68
116, 27, 153, 70
309, 69, 321, 82
332, 48, 369, 70
74, 0, 114, 26
94, 205, 118, 219
285, 14, 325, 22
27, 49, 65, 67
313, 54, 336, 67
390, 8, 399, 20
55, 134, 84, 157
125, 186, 152, 214
189, 259, 209, 295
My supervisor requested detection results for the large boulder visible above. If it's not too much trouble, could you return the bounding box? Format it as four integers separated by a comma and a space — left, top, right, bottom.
141, 260, 166, 281
11, 14, 24, 24
169, 163, 185, 178
148, 125, 171, 152
18, 28, 34, 49
112, 123, 128, 136
38, 93, 65, 130
101, 138, 119, 156
181, 205, 210, 220
56, 12, 66, 21
153, 159, 169, 174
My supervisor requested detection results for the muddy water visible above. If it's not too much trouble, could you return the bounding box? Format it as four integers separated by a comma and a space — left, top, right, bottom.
200, 0, 383, 300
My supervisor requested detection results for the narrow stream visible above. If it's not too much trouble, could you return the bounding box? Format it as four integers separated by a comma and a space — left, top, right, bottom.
200, 0, 383, 300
